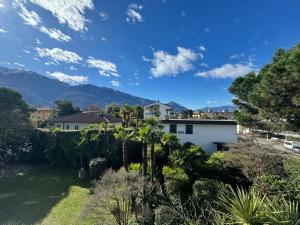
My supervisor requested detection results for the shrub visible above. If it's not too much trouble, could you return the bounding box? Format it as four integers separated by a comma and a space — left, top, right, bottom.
169, 145, 207, 180
129, 163, 142, 172
154, 205, 180, 225
89, 157, 107, 179
83, 168, 143, 225
206, 151, 225, 170
162, 166, 191, 201
193, 179, 226, 203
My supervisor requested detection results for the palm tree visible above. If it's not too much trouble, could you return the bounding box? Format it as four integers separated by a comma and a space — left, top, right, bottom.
120, 104, 133, 127
144, 117, 164, 182
162, 133, 179, 152
132, 105, 144, 127
135, 125, 149, 177
113, 126, 135, 171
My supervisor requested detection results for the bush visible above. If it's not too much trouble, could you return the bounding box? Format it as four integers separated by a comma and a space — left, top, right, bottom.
193, 178, 226, 203
206, 151, 225, 170
89, 157, 107, 179
129, 163, 142, 172
162, 166, 191, 201
154, 205, 180, 225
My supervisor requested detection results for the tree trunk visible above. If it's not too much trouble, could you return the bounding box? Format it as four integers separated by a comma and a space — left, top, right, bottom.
150, 142, 155, 183
142, 142, 147, 225
142, 142, 147, 177
123, 140, 128, 171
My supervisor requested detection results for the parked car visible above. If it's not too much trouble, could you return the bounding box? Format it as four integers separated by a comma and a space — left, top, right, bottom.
284, 140, 294, 150
270, 137, 279, 141
284, 140, 300, 152
293, 145, 300, 154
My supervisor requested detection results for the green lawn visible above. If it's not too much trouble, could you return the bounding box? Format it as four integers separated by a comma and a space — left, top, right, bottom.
0, 165, 93, 225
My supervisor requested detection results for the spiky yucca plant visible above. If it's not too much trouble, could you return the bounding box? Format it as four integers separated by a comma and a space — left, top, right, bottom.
217, 186, 267, 225
265, 198, 300, 225
214, 186, 300, 225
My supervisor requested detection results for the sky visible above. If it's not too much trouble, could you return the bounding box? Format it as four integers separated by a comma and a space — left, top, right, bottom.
0, 0, 300, 109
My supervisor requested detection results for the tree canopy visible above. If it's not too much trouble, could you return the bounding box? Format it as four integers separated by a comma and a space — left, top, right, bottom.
51, 100, 81, 118
230, 43, 300, 132
0, 87, 32, 160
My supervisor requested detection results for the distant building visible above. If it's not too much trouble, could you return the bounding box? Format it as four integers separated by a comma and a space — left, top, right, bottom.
30, 107, 52, 126
51, 112, 122, 131
160, 119, 237, 154
144, 102, 173, 120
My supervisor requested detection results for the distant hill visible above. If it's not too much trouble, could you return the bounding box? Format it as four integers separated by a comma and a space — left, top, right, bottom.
167, 101, 188, 112
0, 67, 186, 109
199, 105, 237, 112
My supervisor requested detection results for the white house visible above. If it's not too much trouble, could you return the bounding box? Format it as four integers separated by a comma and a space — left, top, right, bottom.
144, 102, 173, 120
51, 112, 122, 131
160, 119, 237, 154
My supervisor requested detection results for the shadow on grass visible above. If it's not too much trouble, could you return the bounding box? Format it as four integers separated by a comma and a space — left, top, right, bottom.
0, 165, 89, 225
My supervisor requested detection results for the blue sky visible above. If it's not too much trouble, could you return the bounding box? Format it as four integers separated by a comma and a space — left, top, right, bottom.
0, 0, 300, 109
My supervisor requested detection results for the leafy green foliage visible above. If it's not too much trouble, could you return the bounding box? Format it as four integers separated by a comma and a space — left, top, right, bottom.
0, 87, 33, 161
169, 144, 207, 180
50, 100, 80, 118
215, 186, 300, 225
162, 166, 190, 200
230, 43, 300, 131
88, 157, 107, 179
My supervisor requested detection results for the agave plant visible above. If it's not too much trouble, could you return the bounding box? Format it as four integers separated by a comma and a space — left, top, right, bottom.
217, 186, 267, 225
265, 198, 300, 225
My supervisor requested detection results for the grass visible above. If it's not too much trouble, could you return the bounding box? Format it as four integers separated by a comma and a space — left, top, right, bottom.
0, 165, 93, 225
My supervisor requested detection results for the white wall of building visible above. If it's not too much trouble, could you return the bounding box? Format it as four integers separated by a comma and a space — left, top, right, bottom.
144, 103, 171, 120
162, 123, 237, 154
53, 122, 122, 131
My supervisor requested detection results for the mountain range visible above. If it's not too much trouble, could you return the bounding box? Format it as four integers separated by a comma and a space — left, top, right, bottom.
199, 105, 237, 112
0, 67, 188, 110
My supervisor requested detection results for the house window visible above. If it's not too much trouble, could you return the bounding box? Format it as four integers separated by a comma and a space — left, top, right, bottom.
57, 124, 60, 128
66, 125, 69, 130
185, 124, 193, 134
170, 124, 177, 134
75, 125, 79, 130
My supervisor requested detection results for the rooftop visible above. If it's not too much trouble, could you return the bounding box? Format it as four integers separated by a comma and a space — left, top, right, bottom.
52, 112, 122, 124
160, 119, 237, 125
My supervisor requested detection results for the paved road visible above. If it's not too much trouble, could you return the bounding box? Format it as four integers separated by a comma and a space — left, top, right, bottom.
254, 137, 300, 158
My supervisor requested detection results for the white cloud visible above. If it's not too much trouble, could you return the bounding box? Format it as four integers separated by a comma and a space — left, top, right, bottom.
146, 47, 200, 77
23, 49, 30, 54
181, 10, 186, 17
199, 45, 206, 52
200, 62, 209, 67
14, 1, 72, 42
230, 53, 245, 60
14, 0, 41, 27
0, 3, 5, 10
99, 11, 108, 21
100, 37, 107, 42
196, 63, 254, 79
86, 57, 119, 77
204, 27, 210, 33
126, 3, 143, 24
36, 47, 82, 64
14, 62, 26, 67
111, 80, 121, 87
30, 0, 94, 32
40, 26, 71, 42
206, 100, 219, 105
35, 38, 42, 45
69, 66, 77, 70
0, 27, 8, 33
47, 71, 88, 85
